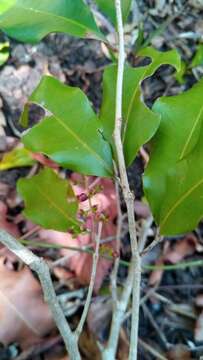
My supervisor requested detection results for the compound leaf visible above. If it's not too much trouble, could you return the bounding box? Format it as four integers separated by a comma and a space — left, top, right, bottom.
17, 168, 80, 232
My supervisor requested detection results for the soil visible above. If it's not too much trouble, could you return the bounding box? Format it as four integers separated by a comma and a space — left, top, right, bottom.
1, 1, 203, 359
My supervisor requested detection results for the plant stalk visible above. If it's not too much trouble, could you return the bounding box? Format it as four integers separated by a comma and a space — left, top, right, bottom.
102, 1, 141, 359
0, 229, 81, 360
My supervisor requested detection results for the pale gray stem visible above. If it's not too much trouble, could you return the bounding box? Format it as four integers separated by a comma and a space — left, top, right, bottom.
114, 1, 141, 359
138, 215, 153, 253
92, 8, 115, 34
102, 261, 135, 360
75, 222, 102, 339
102, 1, 142, 359
111, 166, 122, 303
141, 230, 164, 256
0, 229, 81, 360
138, 338, 168, 360
102, 307, 124, 359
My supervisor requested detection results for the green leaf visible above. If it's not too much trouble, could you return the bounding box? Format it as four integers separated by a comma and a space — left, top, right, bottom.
134, 23, 144, 52
191, 44, 203, 68
144, 78, 203, 235
0, 0, 15, 13
175, 60, 187, 84
138, 47, 181, 78
21, 76, 113, 177
100, 47, 181, 166
95, 0, 131, 26
0, 146, 35, 170
17, 168, 80, 232
0, 0, 104, 43
0, 41, 9, 66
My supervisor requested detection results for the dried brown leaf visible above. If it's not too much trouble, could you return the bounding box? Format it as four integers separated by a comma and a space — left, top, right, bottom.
166, 344, 192, 359
0, 256, 54, 348
149, 235, 197, 286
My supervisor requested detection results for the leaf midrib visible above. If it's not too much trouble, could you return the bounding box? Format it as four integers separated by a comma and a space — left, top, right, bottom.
122, 65, 150, 144
2, 3, 96, 36
52, 114, 112, 175
35, 184, 78, 227
179, 104, 203, 159
160, 99, 203, 230
160, 176, 203, 231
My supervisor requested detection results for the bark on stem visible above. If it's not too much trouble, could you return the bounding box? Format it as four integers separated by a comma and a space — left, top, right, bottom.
0, 229, 81, 360
108, 0, 141, 358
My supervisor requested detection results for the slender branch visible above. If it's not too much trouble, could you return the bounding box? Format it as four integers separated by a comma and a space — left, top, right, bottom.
138, 215, 153, 253
113, 1, 141, 359
102, 258, 135, 359
19, 225, 41, 240
141, 230, 164, 256
138, 339, 168, 360
0, 229, 81, 360
92, 8, 115, 34
102, 1, 141, 359
102, 177, 133, 359
111, 165, 122, 303
75, 222, 102, 339
142, 304, 169, 348
21, 238, 203, 272
144, 259, 203, 271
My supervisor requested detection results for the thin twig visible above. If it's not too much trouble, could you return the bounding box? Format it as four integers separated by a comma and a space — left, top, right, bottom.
15, 336, 61, 360
20, 225, 41, 240
111, 164, 122, 303
75, 222, 102, 339
138, 215, 153, 253
102, 1, 141, 359
113, 1, 141, 359
84, 176, 96, 243
141, 229, 164, 256
142, 303, 169, 349
138, 338, 168, 360
92, 8, 115, 34
20, 239, 203, 272
0, 229, 81, 360
102, 260, 136, 359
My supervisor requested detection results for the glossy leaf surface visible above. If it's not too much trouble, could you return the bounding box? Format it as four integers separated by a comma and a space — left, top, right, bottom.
21, 76, 113, 177
95, 0, 131, 25
0, 0, 103, 43
100, 47, 181, 166
17, 168, 80, 232
144, 78, 203, 235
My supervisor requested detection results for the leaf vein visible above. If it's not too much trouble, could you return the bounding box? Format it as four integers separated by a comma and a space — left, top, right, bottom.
179, 105, 203, 159
160, 177, 203, 230
35, 184, 78, 227
53, 114, 112, 175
